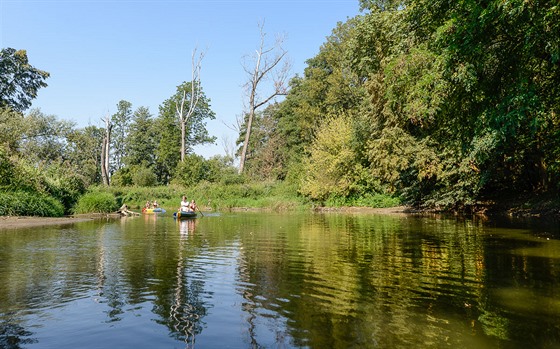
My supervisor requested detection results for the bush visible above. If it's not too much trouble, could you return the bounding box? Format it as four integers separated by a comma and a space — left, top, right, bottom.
0, 191, 64, 217
45, 172, 87, 215
172, 155, 207, 186
111, 168, 133, 186
132, 166, 158, 187
73, 191, 118, 214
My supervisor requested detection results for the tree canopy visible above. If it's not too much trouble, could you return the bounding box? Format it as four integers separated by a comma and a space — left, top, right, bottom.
0, 48, 49, 112
246, 0, 560, 209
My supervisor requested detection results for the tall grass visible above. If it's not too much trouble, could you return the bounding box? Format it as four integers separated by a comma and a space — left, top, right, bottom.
75, 181, 401, 214
0, 191, 65, 217
86, 181, 309, 213
190, 180, 308, 211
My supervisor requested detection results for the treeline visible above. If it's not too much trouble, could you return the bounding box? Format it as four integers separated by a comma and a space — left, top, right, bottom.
1, 0, 559, 216
0, 48, 234, 215
243, 0, 560, 210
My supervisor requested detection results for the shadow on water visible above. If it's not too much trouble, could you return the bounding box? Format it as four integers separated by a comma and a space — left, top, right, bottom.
0, 319, 37, 349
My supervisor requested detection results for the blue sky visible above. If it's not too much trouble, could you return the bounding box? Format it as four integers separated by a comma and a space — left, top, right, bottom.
1, 0, 360, 158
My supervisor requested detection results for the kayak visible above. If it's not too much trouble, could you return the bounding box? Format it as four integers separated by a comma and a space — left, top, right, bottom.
173, 211, 197, 219
142, 207, 166, 214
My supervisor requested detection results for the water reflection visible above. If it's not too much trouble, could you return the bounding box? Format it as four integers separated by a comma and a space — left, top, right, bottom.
179, 219, 197, 236
0, 213, 559, 348
169, 219, 205, 348
0, 319, 37, 349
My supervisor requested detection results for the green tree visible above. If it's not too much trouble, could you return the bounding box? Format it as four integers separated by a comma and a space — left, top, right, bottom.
237, 104, 286, 180
205, 155, 237, 183
300, 114, 360, 201
65, 125, 104, 186
155, 82, 215, 184
110, 100, 132, 173
172, 153, 207, 186
0, 48, 49, 112
18, 109, 75, 165
125, 106, 156, 168
0, 107, 25, 152
273, 18, 367, 182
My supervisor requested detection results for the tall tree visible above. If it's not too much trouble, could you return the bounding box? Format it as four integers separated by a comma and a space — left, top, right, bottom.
101, 114, 111, 186
125, 106, 155, 168
110, 100, 132, 172
238, 21, 291, 174
239, 103, 285, 180
155, 82, 215, 184
0, 48, 49, 112
18, 109, 75, 165
66, 125, 105, 186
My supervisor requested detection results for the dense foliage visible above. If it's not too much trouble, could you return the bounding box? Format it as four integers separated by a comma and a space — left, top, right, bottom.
246, 0, 560, 210
1, 0, 559, 215
0, 48, 49, 112
73, 190, 117, 214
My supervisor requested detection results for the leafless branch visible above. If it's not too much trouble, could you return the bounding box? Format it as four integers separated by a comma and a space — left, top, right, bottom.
238, 20, 292, 174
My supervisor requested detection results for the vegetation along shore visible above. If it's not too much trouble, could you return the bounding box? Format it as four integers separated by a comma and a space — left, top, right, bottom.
1, 1, 559, 219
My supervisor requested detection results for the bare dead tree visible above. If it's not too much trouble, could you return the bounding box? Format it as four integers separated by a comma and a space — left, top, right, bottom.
101, 113, 112, 186
220, 133, 236, 161
177, 47, 206, 162
238, 21, 291, 174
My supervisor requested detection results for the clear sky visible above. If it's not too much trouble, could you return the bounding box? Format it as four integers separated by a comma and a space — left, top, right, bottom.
1, 0, 360, 158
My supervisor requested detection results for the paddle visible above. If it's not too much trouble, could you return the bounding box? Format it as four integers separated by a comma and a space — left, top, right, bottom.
196, 206, 204, 217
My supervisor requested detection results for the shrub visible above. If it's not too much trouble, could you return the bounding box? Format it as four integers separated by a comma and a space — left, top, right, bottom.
45, 172, 87, 215
172, 155, 207, 186
73, 191, 118, 214
111, 168, 133, 186
132, 166, 158, 187
0, 191, 64, 217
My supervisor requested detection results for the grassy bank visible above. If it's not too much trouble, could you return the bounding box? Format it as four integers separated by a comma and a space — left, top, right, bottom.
77, 181, 312, 213
76, 181, 402, 214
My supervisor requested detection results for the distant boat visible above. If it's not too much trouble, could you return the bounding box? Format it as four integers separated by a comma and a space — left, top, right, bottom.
173, 210, 197, 219
142, 207, 166, 214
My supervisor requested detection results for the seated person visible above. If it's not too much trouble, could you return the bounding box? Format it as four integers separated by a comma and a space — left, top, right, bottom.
189, 200, 197, 211
180, 196, 190, 211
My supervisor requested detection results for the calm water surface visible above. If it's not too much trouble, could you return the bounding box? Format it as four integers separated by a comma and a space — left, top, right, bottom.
1, 212, 559, 348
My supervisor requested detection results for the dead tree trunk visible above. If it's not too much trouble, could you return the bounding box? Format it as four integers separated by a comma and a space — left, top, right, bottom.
238, 21, 290, 174
177, 48, 205, 162
101, 115, 112, 186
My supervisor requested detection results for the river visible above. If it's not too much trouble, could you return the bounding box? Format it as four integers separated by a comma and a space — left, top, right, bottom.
1, 212, 559, 348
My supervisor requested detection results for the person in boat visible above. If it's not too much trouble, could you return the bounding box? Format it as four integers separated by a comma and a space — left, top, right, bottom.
180, 196, 190, 212
145, 201, 151, 209
152, 200, 159, 208
189, 200, 197, 212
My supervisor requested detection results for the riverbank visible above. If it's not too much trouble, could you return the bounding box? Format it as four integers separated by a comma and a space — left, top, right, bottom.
2, 199, 558, 230
0, 214, 122, 230
0, 207, 412, 230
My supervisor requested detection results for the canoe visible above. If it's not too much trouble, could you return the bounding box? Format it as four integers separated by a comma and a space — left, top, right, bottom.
173, 211, 197, 219
142, 207, 166, 214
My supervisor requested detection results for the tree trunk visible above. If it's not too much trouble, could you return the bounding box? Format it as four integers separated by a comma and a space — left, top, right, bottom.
101, 116, 112, 186
177, 48, 205, 162
101, 136, 108, 186
238, 108, 255, 174
238, 21, 290, 174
